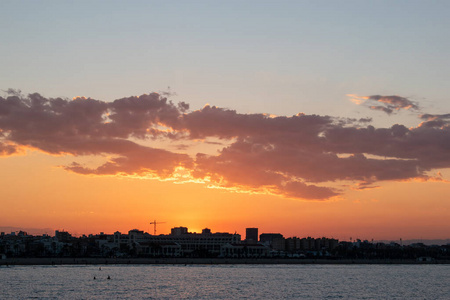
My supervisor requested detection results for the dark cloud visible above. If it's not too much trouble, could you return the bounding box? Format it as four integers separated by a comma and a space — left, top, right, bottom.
420, 113, 450, 120
64, 144, 192, 178
193, 141, 340, 200
348, 94, 419, 115
179, 105, 333, 141
358, 117, 372, 123
0, 92, 190, 180
1, 91, 449, 200
369, 105, 394, 114
418, 113, 450, 128
368, 95, 419, 111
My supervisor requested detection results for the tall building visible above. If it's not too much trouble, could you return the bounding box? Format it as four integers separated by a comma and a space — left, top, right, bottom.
246, 228, 258, 242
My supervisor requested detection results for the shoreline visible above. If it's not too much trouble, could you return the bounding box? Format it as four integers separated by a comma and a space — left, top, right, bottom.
1, 257, 449, 266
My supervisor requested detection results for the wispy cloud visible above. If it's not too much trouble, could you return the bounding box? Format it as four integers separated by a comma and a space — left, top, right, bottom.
1, 90, 449, 200
348, 94, 419, 114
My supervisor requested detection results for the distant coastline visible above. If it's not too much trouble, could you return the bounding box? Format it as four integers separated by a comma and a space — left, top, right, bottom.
1, 257, 449, 266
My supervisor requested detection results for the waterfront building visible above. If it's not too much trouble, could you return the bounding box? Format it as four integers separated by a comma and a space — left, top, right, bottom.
300, 237, 314, 250
272, 237, 286, 251
114, 231, 130, 245
112, 227, 241, 257
171, 227, 188, 236
220, 243, 269, 258
139, 241, 182, 257
149, 228, 241, 256
245, 228, 258, 243
286, 237, 301, 252
260, 233, 284, 245
1, 228, 447, 260
55, 230, 71, 242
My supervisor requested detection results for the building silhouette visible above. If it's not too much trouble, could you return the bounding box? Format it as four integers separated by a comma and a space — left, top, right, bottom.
245, 228, 258, 243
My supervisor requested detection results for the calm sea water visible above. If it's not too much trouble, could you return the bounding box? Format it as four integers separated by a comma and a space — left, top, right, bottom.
0, 264, 448, 299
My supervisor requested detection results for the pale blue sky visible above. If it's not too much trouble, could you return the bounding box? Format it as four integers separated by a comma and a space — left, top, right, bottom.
1, 0, 449, 124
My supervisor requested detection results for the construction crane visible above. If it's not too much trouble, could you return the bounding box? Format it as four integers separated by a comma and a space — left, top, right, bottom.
149, 220, 166, 235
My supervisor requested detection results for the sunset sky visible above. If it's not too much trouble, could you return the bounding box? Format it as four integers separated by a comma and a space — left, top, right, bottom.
1, 1, 449, 241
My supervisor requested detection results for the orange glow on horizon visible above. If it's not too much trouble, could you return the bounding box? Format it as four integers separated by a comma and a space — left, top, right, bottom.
1, 152, 449, 241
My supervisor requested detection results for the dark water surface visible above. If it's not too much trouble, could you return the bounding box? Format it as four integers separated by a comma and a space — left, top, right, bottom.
1, 264, 448, 299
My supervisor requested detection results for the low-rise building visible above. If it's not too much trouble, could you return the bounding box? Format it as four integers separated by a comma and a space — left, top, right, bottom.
113, 227, 241, 257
